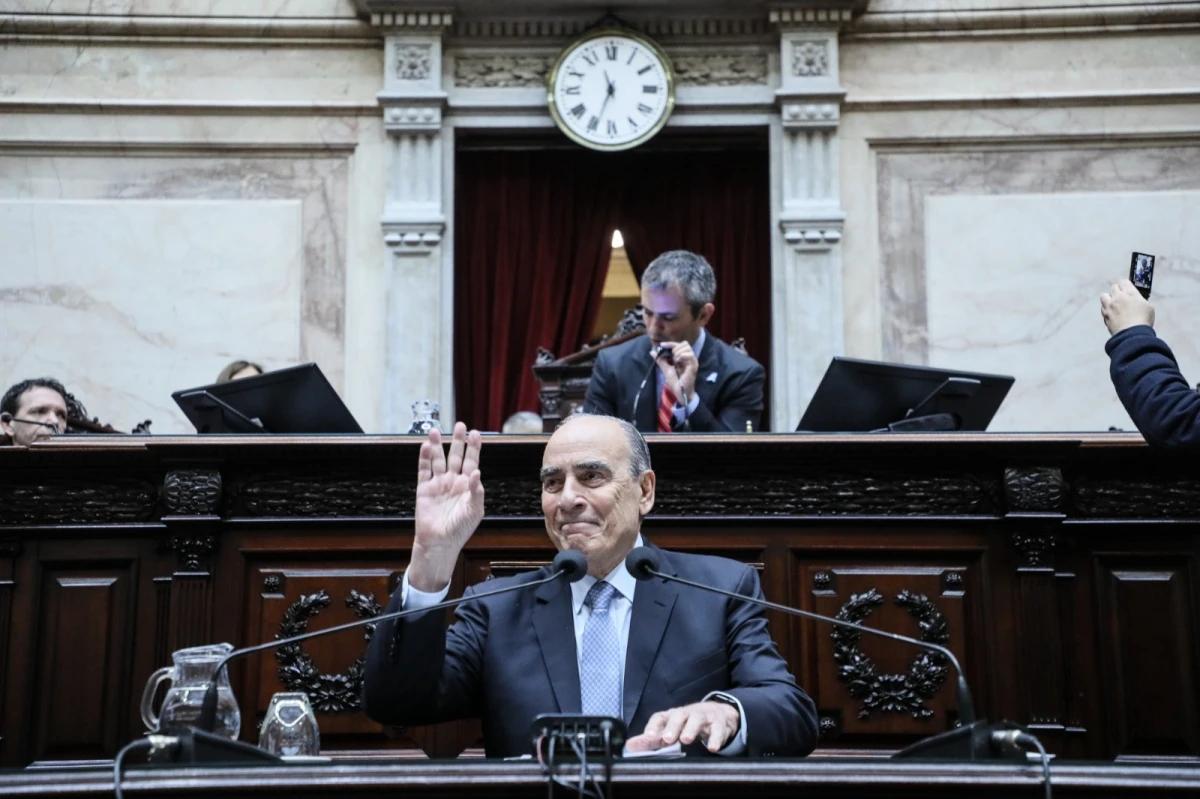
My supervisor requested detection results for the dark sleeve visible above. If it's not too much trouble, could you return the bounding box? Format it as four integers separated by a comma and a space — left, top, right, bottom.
684, 361, 766, 433
723, 565, 818, 756
584, 349, 619, 418
1106, 325, 1200, 449
361, 581, 488, 727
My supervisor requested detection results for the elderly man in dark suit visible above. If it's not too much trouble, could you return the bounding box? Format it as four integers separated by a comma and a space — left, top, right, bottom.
584, 250, 766, 433
363, 415, 817, 758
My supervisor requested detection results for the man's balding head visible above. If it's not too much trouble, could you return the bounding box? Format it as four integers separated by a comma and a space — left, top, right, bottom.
540, 414, 656, 577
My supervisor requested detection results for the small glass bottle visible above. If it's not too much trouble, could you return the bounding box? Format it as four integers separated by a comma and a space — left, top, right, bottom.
409, 400, 441, 435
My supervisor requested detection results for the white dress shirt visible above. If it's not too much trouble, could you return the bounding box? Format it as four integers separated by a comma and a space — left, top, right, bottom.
654, 327, 705, 423
400, 532, 747, 755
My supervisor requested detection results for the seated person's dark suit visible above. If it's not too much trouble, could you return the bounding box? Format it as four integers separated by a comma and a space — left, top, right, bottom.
1107, 324, 1200, 449
362, 543, 817, 759
584, 333, 766, 432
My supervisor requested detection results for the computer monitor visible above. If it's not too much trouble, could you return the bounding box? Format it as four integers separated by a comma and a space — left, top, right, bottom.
172, 363, 362, 434
797, 357, 1014, 433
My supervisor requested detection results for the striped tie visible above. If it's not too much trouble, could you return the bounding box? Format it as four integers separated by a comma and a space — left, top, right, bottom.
657, 384, 676, 433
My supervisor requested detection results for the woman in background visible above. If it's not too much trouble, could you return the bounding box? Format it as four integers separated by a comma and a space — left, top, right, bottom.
215, 360, 263, 384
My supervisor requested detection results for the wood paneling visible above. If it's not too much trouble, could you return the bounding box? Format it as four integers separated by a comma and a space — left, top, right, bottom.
1095, 558, 1200, 759
1, 434, 1198, 764
30, 564, 135, 762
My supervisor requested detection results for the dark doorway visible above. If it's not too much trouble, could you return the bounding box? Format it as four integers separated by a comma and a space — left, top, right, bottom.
453, 134, 771, 431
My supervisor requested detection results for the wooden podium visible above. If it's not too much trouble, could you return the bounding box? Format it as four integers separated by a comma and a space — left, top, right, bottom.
532, 307, 645, 432
2, 433, 1199, 766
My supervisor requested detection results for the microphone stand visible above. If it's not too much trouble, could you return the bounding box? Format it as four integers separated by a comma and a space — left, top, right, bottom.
626, 548, 1038, 763
197, 551, 587, 735
629, 356, 660, 426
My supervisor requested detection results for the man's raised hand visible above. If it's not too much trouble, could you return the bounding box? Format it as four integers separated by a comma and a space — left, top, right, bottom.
409, 422, 485, 592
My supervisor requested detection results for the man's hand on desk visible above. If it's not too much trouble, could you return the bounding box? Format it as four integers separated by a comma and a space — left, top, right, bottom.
409, 422, 485, 593
625, 700, 740, 754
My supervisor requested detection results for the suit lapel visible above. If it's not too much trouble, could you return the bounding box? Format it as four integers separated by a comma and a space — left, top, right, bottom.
533, 578, 582, 713
622, 554, 678, 724
690, 334, 722, 416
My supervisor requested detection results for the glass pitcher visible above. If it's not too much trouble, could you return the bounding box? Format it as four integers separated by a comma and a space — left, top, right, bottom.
140, 643, 241, 739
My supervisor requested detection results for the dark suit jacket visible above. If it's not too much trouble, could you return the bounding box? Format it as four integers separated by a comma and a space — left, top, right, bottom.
583, 333, 766, 433
362, 544, 817, 758
1106, 324, 1200, 449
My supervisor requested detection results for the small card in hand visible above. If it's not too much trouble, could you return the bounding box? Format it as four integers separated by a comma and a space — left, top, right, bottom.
1130, 251, 1156, 299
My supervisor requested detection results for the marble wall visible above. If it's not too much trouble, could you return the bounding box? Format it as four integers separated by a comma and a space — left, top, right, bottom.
0, 198, 303, 433
3, 0, 1197, 435
0, 2, 389, 432
839, 1, 1200, 431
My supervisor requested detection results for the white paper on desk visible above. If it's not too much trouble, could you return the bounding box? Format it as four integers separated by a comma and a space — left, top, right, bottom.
621, 742, 684, 759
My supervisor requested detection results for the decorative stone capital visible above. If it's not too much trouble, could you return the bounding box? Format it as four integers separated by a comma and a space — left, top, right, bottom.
384, 221, 446, 255
779, 97, 841, 130
358, 6, 454, 32
768, 5, 857, 30
780, 216, 844, 252
379, 96, 445, 133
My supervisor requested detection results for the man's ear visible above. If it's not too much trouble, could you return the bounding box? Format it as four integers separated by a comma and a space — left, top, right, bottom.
0, 417, 13, 438
696, 302, 715, 327
638, 469, 656, 517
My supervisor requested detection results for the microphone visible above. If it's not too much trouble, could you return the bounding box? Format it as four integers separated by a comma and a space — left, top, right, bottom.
630, 354, 661, 425
631, 344, 681, 428
625, 546, 1034, 762
0, 412, 58, 430
195, 549, 589, 734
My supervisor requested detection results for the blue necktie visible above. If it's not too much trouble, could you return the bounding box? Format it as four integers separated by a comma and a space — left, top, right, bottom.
580, 580, 622, 719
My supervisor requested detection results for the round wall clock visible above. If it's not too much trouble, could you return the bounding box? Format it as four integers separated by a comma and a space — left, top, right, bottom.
547, 29, 676, 152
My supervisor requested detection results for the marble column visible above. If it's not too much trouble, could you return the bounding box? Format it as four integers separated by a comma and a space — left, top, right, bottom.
770, 10, 848, 431
372, 13, 455, 431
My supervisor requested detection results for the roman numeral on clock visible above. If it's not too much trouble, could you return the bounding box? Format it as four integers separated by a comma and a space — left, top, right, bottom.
605, 44, 618, 61
606, 120, 617, 136
637, 103, 652, 115
643, 85, 659, 94
570, 104, 586, 119
637, 64, 653, 75
581, 50, 598, 67
564, 85, 581, 95
587, 116, 599, 132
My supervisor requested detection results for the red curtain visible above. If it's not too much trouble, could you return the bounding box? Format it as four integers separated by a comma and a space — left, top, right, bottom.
454, 150, 624, 431
617, 149, 772, 428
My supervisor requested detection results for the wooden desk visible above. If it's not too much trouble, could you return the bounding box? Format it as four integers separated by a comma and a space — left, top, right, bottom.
2, 759, 1199, 798
1, 434, 1198, 766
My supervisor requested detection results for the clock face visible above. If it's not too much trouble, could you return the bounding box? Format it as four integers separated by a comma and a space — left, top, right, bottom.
548, 31, 675, 151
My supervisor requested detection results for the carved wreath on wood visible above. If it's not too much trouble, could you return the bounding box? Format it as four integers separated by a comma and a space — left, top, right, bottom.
831, 588, 950, 720
275, 589, 383, 713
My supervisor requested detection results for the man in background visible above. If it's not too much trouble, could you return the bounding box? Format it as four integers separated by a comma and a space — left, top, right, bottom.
1101, 278, 1200, 448
584, 250, 765, 433
1, 378, 69, 446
